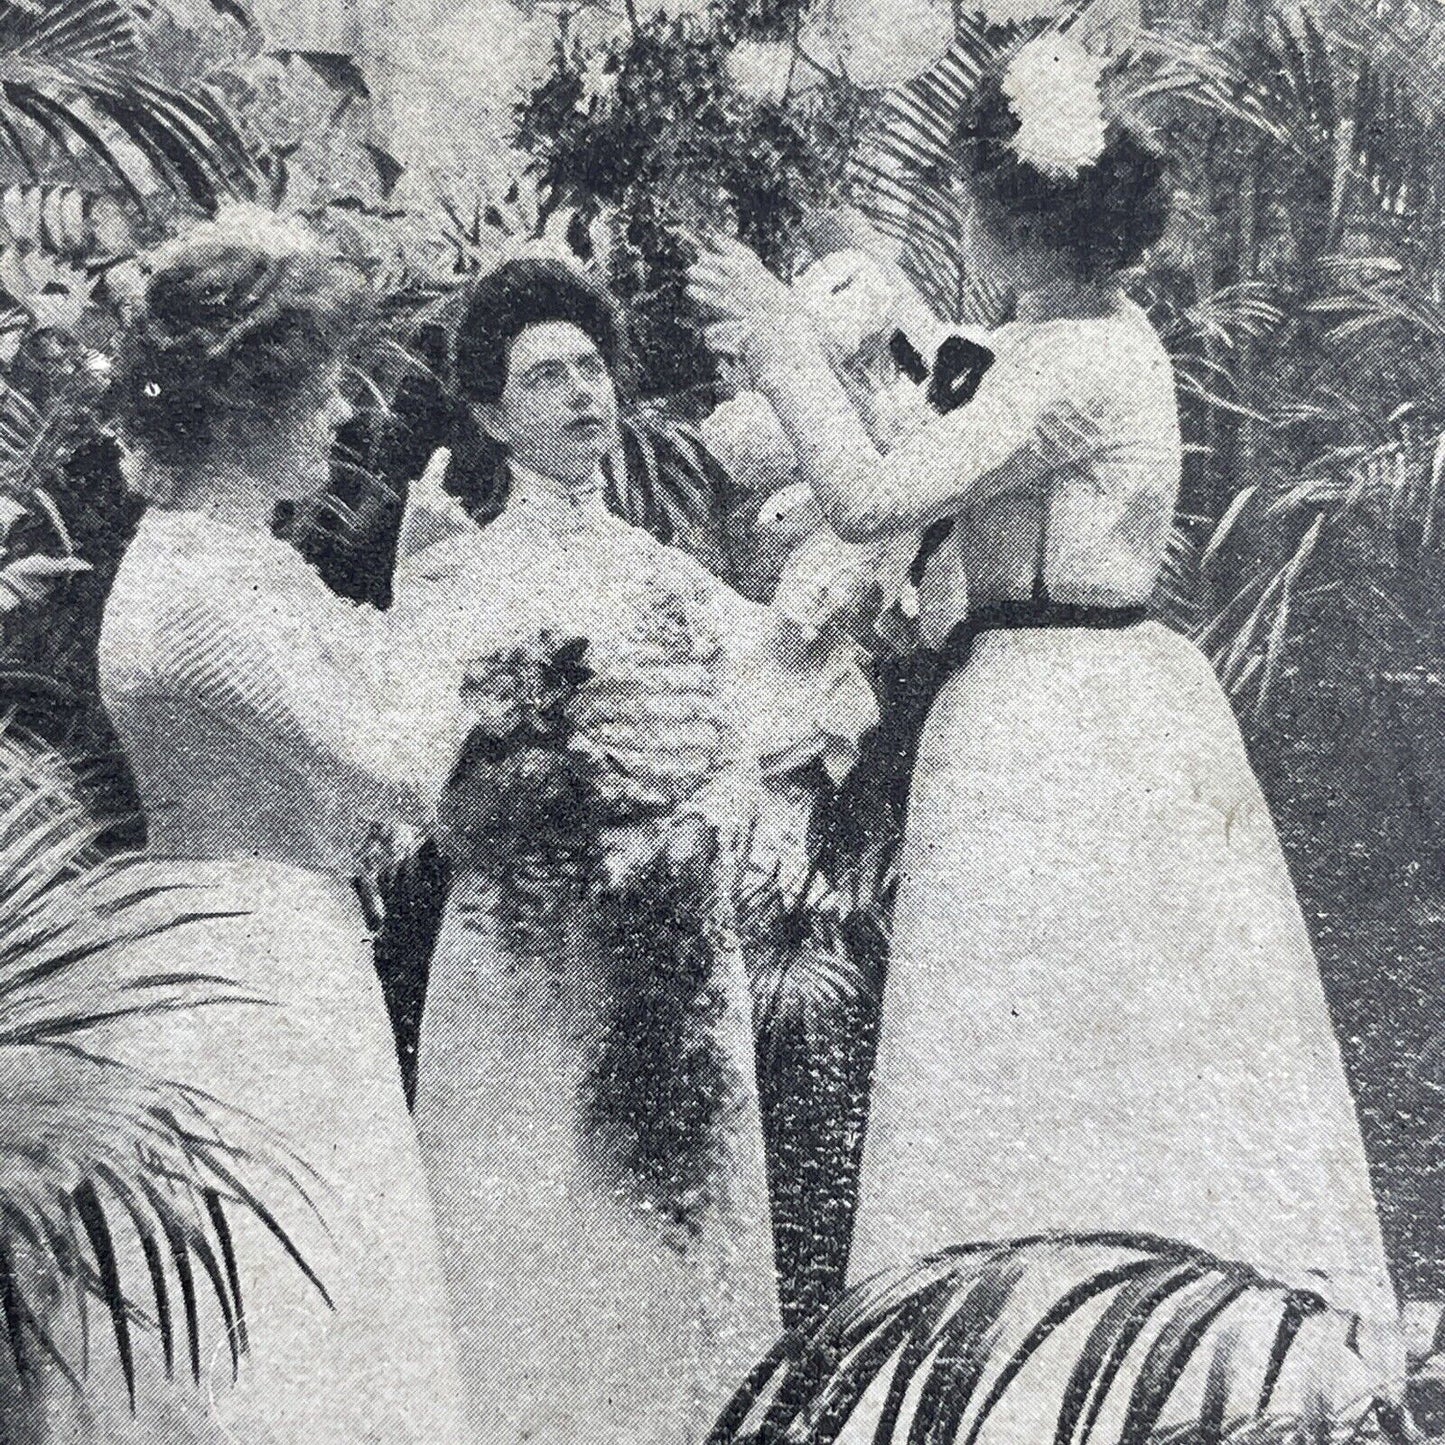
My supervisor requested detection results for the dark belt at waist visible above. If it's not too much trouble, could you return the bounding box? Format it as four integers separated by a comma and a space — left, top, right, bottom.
937, 599, 1148, 669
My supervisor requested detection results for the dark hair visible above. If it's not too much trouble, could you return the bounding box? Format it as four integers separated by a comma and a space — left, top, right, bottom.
453, 258, 630, 404
116, 221, 368, 469
954, 74, 1170, 282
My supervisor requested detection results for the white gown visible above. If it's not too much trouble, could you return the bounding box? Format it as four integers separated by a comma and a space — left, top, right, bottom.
800, 301, 1395, 1324
95, 507, 468, 1444
395, 467, 876, 1445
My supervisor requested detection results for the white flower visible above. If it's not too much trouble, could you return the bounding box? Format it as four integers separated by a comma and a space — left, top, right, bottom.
810, 0, 954, 88
724, 39, 794, 104
578, 51, 620, 110
999, 32, 1108, 179
381, 0, 558, 168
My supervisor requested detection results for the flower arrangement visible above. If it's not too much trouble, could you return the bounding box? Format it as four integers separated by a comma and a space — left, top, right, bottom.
438, 627, 738, 1242
439, 630, 601, 861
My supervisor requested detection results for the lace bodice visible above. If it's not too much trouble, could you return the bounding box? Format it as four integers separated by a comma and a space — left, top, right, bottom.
389, 466, 877, 792
99, 508, 450, 873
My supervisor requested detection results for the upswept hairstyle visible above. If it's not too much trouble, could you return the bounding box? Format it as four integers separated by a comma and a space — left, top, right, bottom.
115, 205, 369, 467
954, 74, 1171, 282
452, 258, 631, 405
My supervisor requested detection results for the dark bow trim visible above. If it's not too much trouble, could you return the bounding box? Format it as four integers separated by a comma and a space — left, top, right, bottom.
891, 331, 998, 587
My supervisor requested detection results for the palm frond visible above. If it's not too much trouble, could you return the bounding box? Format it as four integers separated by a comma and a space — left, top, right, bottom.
605, 416, 748, 585
709, 1235, 1400, 1445
0, 0, 135, 68
0, 726, 328, 1406
1126, 17, 1432, 247
0, 0, 254, 210
844, 17, 1023, 321
1149, 515, 1209, 636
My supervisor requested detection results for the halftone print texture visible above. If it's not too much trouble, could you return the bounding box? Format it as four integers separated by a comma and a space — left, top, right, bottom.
0, 2, 1440, 1443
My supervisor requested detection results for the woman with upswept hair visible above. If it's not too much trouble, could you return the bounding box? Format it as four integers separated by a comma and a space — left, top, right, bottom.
395, 255, 877, 1445
96, 206, 469, 1443
688, 33, 1395, 1336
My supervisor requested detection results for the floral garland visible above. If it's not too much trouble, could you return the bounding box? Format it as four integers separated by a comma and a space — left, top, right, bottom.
584, 833, 742, 1244
439, 630, 738, 1241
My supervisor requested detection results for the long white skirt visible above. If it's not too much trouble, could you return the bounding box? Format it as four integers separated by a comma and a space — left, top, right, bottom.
414, 868, 782, 1445
72, 858, 469, 1445
850, 622, 1394, 1323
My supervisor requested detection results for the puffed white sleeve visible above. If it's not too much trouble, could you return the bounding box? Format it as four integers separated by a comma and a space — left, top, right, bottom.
155, 580, 454, 858
759, 327, 1100, 543
684, 562, 879, 786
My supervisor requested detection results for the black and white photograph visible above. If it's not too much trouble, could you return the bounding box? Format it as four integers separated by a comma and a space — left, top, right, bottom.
0, 0, 1437, 1440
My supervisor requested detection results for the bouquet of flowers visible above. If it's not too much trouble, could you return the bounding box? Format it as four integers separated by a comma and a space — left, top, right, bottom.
438, 630, 605, 867
437, 626, 739, 1240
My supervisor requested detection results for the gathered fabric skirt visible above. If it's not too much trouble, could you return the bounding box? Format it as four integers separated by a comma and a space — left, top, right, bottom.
72, 857, 468, 1445
414, 865, 782, 1445
849, 621, 1394, 1324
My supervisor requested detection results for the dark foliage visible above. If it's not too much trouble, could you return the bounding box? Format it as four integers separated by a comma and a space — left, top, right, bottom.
755, 909, 886, 1329
719, 0, 807, 45
516, 12, 847, 403
587, 839, 740, 1241
425, 630, 742, 1238
0, 397, 145, 849
610, 195, 719, 405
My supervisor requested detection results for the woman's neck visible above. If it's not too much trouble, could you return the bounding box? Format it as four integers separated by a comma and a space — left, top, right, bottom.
137, 434, 330, 531
1014, 275, 1121, 323
507, 458, 607, 510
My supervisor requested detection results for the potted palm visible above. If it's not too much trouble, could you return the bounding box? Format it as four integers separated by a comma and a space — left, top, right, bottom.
0, 724, 323, 1440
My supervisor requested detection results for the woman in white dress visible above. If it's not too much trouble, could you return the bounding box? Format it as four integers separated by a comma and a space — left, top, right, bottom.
95, 208, 468, 1443
394, 259, 876, 1445
687, 36, 1397, 1334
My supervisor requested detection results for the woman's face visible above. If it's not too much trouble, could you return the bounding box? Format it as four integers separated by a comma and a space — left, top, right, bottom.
479, 321, 621, 485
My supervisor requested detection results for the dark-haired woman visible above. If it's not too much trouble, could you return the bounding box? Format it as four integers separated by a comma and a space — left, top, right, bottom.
689, 36, 1395, 1334
393, 257, 877, 1445
97, 207, 469, 1442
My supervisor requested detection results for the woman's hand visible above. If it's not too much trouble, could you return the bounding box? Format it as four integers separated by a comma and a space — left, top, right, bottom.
686, 233, 807, 375
397, 447, 469, 560
755, 482, 824, 545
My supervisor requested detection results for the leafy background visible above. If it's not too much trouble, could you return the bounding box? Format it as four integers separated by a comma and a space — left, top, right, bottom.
0, 0, 1439, 1431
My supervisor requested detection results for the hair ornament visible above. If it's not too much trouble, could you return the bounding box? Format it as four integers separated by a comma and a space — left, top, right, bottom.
999, 32, 1108, 181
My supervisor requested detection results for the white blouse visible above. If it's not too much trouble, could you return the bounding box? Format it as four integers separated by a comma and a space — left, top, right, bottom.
388, 463, 879, 795
100, 508, 447, 873
766, 295, 1183, 649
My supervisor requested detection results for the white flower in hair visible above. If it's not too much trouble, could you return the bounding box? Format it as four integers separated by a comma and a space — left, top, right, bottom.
999, 33, 1108, 180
